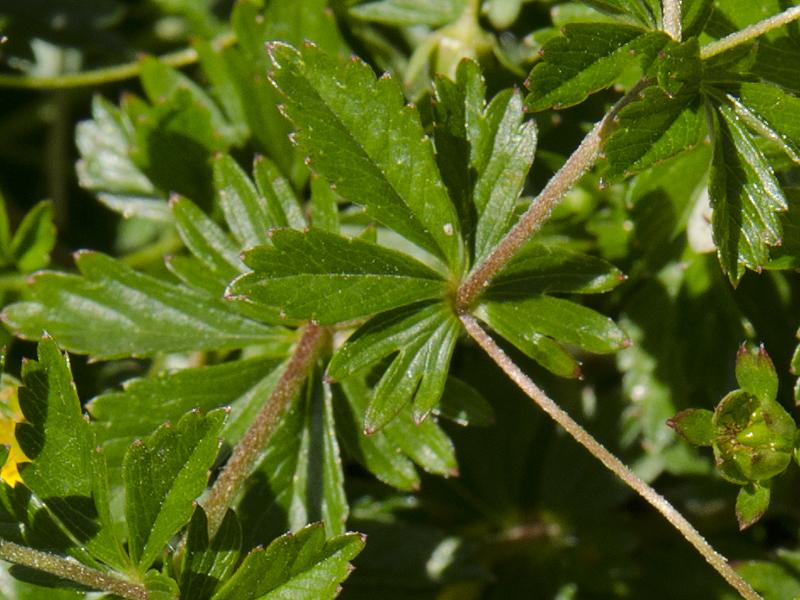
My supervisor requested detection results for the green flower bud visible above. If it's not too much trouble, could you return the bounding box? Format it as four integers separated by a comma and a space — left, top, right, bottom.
711, 390, 796, 484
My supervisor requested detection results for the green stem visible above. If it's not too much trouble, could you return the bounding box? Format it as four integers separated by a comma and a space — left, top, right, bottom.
459, 314, 762, 600
700, 5, 800, 59
202, 323, 329, 536
0, 540, 147, 600
662, 0, 682, 40
456, 79, 648, 311
0, 31, 235, 90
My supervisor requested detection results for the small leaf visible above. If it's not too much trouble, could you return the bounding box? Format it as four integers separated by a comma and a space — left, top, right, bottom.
733, 82, 800, 163
180, 507, 241, 600
709, 103, 788, 284
667, 408, 714, 446
735, 344, 778, 403
487, 242, 626, 298
328, 303, 460, 431
268, 42, 465, 270
15, 339, 127, 569
525, 24, 668, 112
229, 229, 447, 324
210, 523, 364, 600
435, 376, 494, 427
253, 155, 306, 230
2, 252, 291, 359
473, 90, 537, 262
124, 408, 225, 571
736, 481, 771, 530
580, 0, 660, 27
309, 174, 340, 233
349, 0, 466, 26
144, 571, 180, 600
213, 154, 273, 249
9, 201, 56, 273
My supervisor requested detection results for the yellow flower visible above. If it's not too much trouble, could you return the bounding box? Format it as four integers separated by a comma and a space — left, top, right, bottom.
0, 375, 28, 487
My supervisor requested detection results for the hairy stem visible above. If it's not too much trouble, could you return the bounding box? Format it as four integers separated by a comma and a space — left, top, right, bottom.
700, 5, 800, 59
0, 540, 147, 600
202, 323, 328, 535
662, 0, 682, 40
457, 80, 647, 310
459, 314, 761, 600
0, 31, 235, 90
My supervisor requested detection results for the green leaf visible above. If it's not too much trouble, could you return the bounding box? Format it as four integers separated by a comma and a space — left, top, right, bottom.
253, 155, 306, 230
229, 229, 448, 325
472, 90, 537, 262
338, 376, 458, 483
238, 370, 347, 543
308, 174, 340, 233
15, 339, 127, 570
170, 195, 246, 292
733, 82, 800, 163
435, 376, 494, 427
480, 296, 629, 368
580, 0, 661, 27
667, 408, 714, 446
709, 103, 788, 283
328, 303, 460, 431
268, 42, 465, 270
2, 252, 290, 359
736, 481, 771, 530
89, 357, 282, 473
525, 24, 667, 112
604, 38, 704, 180
736, 550, 800, 600
213, 154, 273, 249
735, 344, 778, 403
349, 0, 466, 26
124, 408, 225, 570
76, 96, 157, 197
9, 201, 55, 273
180, 508, 241, 600
486, 242, 626, 298
211, 524, 364, 600
140, 57, 239, 146
144, 571, 180, 600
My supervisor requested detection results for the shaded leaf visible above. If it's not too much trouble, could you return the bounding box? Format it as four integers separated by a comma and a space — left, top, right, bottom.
124, 408, 225, 570
213, 154, 273, 249
180, 508, 241, 600
349, 0, 466, 26
735, 344, 778, 403
15, 339, 126, 570
667, 408, 714, 446
736, 481, 770, 530
9, 201, 55, 273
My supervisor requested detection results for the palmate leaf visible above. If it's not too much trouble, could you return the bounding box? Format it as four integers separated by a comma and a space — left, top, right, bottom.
2, 252, 292, 359
237, 369, 347, 546
124, 408, 225, 571
525, 23, 668, 112
709, 102, 788, 283
268, 42, 465, 271
210, 523, 364, 600
228, 228, 448, 325
327, 303, 460, 432
15, 339, 127, 570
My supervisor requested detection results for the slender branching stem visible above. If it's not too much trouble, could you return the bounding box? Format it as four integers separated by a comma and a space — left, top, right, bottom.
0, 540, 147, 600
0, 31, 235, 90
700, 5, 800, 59
457, 80, 647, 311
459, 314, 761, 600
662, 0, 683, 40
202, 323, 329, 536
